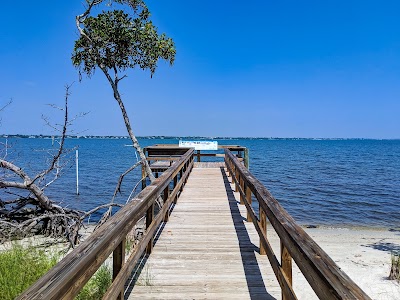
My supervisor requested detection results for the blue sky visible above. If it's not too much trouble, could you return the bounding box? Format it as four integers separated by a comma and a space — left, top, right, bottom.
0, 1, 399, 138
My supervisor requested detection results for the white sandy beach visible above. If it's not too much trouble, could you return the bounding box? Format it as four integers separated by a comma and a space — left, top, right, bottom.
2, 226, 399, 299
288, 227, 400, 299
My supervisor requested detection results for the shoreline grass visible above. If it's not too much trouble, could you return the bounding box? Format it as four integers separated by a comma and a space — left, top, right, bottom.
0, 237, 112, 300
390, 252, 400, 281
0, 243, 59, 300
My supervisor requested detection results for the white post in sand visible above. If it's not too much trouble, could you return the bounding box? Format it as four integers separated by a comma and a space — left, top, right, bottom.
76, 149, 79, 195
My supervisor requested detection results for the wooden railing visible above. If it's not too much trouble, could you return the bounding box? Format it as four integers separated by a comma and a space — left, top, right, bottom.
18, 148, 195, 300
144, 144, 249, 168
224, 149, 371, 300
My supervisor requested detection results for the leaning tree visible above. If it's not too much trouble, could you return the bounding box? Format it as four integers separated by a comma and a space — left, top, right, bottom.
73, 0, 176, 183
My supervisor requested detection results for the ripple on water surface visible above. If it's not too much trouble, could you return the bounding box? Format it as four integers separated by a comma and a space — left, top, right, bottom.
2, 138, 399, 228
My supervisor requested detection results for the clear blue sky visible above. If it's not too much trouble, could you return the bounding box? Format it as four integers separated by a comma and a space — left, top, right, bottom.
1, 1, 399, 138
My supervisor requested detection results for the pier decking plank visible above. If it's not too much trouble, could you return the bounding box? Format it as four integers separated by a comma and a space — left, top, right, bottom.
127, 167, 281, 299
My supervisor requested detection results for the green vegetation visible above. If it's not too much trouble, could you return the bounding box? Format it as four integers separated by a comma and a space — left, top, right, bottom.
76, 265, 112, 300
135, 263, 154, 286
389, 252, 400, 281
72, 0, 176, 184
0, 243, 112, 300
126, 236, 135, 253
0, 244, 59, 300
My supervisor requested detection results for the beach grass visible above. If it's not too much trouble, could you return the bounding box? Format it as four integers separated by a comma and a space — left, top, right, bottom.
0, 243, 59, 300
0, 240, 112, 300
76, 264, 112, 300
389, 252, 400, 281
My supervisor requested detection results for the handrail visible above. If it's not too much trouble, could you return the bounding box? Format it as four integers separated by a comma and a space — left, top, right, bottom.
18, 148, 195, 300
145, 145, 249, 168
224, 149, 371, 300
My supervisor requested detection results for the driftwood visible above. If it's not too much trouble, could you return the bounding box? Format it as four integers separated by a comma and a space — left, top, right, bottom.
0, 86, 120, 247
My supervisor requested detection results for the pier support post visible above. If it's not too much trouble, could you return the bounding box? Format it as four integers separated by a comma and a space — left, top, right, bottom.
146, 203, 154, 254
173, 175, 178, 203
281, 241, 293, 300
239, 177, 244, 205
179, 169, 183, 194
113, 238, 125, 300
163, 186, 170, 222
141, 165, 146, 190
246, 185, 252, 222
244, 148, 249, 169
260, 208, 267, 255
235, 170, 239, 192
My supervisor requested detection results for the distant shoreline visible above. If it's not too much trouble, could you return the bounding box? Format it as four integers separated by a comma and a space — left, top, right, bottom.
1, 134, 399, 141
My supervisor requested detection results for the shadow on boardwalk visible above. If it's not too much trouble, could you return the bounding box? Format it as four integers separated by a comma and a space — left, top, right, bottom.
221, 167, 276, 300
124, 167, 277, 299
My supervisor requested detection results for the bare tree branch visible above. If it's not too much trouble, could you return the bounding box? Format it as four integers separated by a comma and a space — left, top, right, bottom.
112, 159, 143, 200
126, 176, 146, 204
75, 0, 103, 42
0, 99, 12, 112
31, 85, 72, 183
80, 203, 123, 221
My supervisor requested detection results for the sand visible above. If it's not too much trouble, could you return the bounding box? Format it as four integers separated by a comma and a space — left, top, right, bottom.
288, 227, 400, 299
2, 226, 399, 299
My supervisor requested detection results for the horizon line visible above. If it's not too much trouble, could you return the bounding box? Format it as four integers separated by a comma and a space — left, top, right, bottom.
1, 134, 399, 141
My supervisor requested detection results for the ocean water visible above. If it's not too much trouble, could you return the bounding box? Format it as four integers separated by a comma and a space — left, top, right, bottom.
1, 137, 400, 228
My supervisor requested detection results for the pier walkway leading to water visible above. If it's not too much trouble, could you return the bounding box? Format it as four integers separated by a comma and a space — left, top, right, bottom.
19, 145, 371, 300
128, 166, 279, 299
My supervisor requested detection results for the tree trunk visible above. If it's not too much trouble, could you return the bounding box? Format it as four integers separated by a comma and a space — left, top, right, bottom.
101, 68, 155, 182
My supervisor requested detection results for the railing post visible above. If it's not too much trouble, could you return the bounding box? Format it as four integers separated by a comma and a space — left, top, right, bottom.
179, 169, 183, 194
281, 241, 293, 300
113, 238, 126, 300
183, 163, 188, 185
146, 203, 154, 254
173, 175, 178, 203
246, 185, 252, 222
260, 207, 267, 255
141, 164, 146, 190
244, 148, 249, 169
239, 177, 244, 205
197, 150, 201, 162
163, 186, 170, 222
235, 170, 239, 192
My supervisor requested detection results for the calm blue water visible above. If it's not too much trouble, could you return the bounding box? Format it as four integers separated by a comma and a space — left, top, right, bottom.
2, 138, 400, 228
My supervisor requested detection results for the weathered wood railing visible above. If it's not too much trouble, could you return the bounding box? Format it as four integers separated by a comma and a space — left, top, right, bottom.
18, 148, 195, 300
225, 149, 371, 300
144, 144, 249, 168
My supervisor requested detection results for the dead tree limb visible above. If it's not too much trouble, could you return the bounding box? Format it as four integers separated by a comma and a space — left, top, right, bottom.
0, 85, 102, 246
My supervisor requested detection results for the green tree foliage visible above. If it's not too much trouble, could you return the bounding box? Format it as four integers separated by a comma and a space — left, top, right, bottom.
72, 1, 175, 77
72, 0, 176, 187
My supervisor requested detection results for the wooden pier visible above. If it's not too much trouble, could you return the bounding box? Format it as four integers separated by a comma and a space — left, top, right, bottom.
19, 145, 371, 300
128, 167, 279, 299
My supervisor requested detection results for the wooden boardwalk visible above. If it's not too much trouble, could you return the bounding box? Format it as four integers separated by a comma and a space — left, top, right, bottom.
19, 146, 371, 300
127, 166, 281, 299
